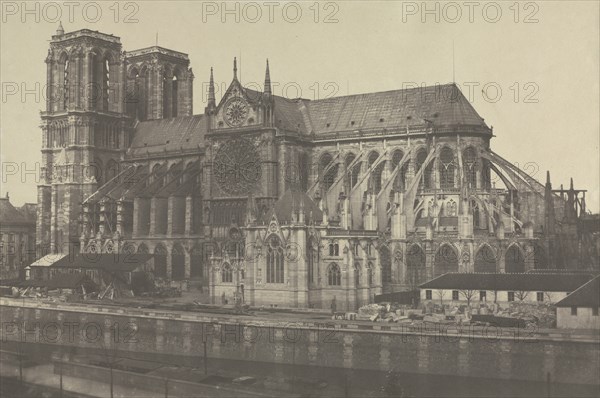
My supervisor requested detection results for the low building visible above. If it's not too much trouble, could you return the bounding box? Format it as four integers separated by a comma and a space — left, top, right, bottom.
0, 194, 36, 279
28, 252, 153, 288
419, 272, 595, 305
555, 276, 600, 329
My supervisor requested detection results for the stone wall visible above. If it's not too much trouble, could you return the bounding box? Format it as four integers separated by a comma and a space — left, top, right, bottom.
1, 300, 598, 386
557, 307, 600, 329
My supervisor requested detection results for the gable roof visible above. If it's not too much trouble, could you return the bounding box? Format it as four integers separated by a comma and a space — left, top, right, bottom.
419, 272, 595, 293
263, 188, 323, 224
0, 197, 33, 225
129, 115, 206, 156
555, 276, 600, 308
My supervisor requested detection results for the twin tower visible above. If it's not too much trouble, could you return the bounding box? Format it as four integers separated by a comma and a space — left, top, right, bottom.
38, 25, 194, 254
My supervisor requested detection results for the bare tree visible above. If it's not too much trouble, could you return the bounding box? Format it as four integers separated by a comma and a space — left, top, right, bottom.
436, 289, 447, 306
459, 289, 477, 307
515, 291, 529, 302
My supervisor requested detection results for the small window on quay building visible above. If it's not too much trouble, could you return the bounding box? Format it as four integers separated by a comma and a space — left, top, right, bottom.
479, 291, 486, 301
425, 290, 432, 300
571, 307, 578, 316
452, 290, 459, 300
508, 292, 515, 302
537, 292, 544, 302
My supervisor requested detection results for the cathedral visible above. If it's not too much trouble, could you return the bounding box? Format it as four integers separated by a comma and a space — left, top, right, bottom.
37, 27, 595, 310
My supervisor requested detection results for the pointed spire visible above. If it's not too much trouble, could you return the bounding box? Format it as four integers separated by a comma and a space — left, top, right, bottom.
208, 67, 215, 104
233, 57, 238, 80
264, 59, 271, 95
56, 21, 64, 36
546, 170, 551, 186
570, 177, 574, 190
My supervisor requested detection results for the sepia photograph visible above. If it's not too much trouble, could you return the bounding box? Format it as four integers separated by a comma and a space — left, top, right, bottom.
0, 1, 599, 397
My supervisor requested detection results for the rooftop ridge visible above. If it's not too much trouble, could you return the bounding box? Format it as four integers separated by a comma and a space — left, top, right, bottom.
243, 82, 461, 104
52, 29, 121, 43
127, 46, 189, 60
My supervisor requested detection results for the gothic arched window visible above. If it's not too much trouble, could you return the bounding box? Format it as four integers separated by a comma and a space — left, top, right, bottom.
329, 242, 339, 256
102, 58, 110, 111
391, 150, 404, 170
415, 149, 431, 189
463, 147, 477, 188
222, 263, 233, 283
327, 263, 341, 286
446, 199, 457, 216
172, 74, 178, 117
439, 147, 455, 189
266, 236, 284, 283
372, 161, 385, 194
63, 57, 70, 110
368, 152, 379, 168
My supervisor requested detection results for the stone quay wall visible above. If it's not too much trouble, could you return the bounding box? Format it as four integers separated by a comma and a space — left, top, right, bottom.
1, 299, 598, 386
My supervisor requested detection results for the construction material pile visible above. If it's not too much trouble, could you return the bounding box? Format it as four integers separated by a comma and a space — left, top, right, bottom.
356, 300, 556, 328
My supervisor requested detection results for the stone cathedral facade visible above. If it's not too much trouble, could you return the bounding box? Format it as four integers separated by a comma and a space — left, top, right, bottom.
37, 27, 594, 310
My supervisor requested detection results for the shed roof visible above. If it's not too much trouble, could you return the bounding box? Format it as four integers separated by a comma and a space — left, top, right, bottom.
129, 115, 206, 156
555, 276, 600, 308
419, 272, 594, 293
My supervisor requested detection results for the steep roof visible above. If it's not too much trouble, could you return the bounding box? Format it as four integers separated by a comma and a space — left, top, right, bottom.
419, 272, 594, 293
244, 88, 310, 134
555, 277, 600, 308
0, 197, 33, 225
18, 203, 37, 223
128, 115, 206, 157
305, 84, 487, 135
263, 189, 323, 224
127, 84, 488, 153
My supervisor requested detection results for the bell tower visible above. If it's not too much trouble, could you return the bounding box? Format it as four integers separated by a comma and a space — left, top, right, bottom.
124, 46, 193, 121
38, 25, 130, 255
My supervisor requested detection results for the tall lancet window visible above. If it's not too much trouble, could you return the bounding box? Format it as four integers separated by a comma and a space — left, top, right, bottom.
416, 149, 431, 189
439, 147, 455, 189
463, 147, 477, 188
63, 58, 69, 110
266, 236, 285, 283
172, 75, 178, 117
102, 58, 110, 111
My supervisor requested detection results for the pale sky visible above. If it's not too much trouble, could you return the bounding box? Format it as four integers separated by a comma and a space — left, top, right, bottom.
1, 1, 599, 212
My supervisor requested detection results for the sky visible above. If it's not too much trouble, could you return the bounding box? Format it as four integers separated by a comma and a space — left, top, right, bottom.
1, 1, 599, 212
